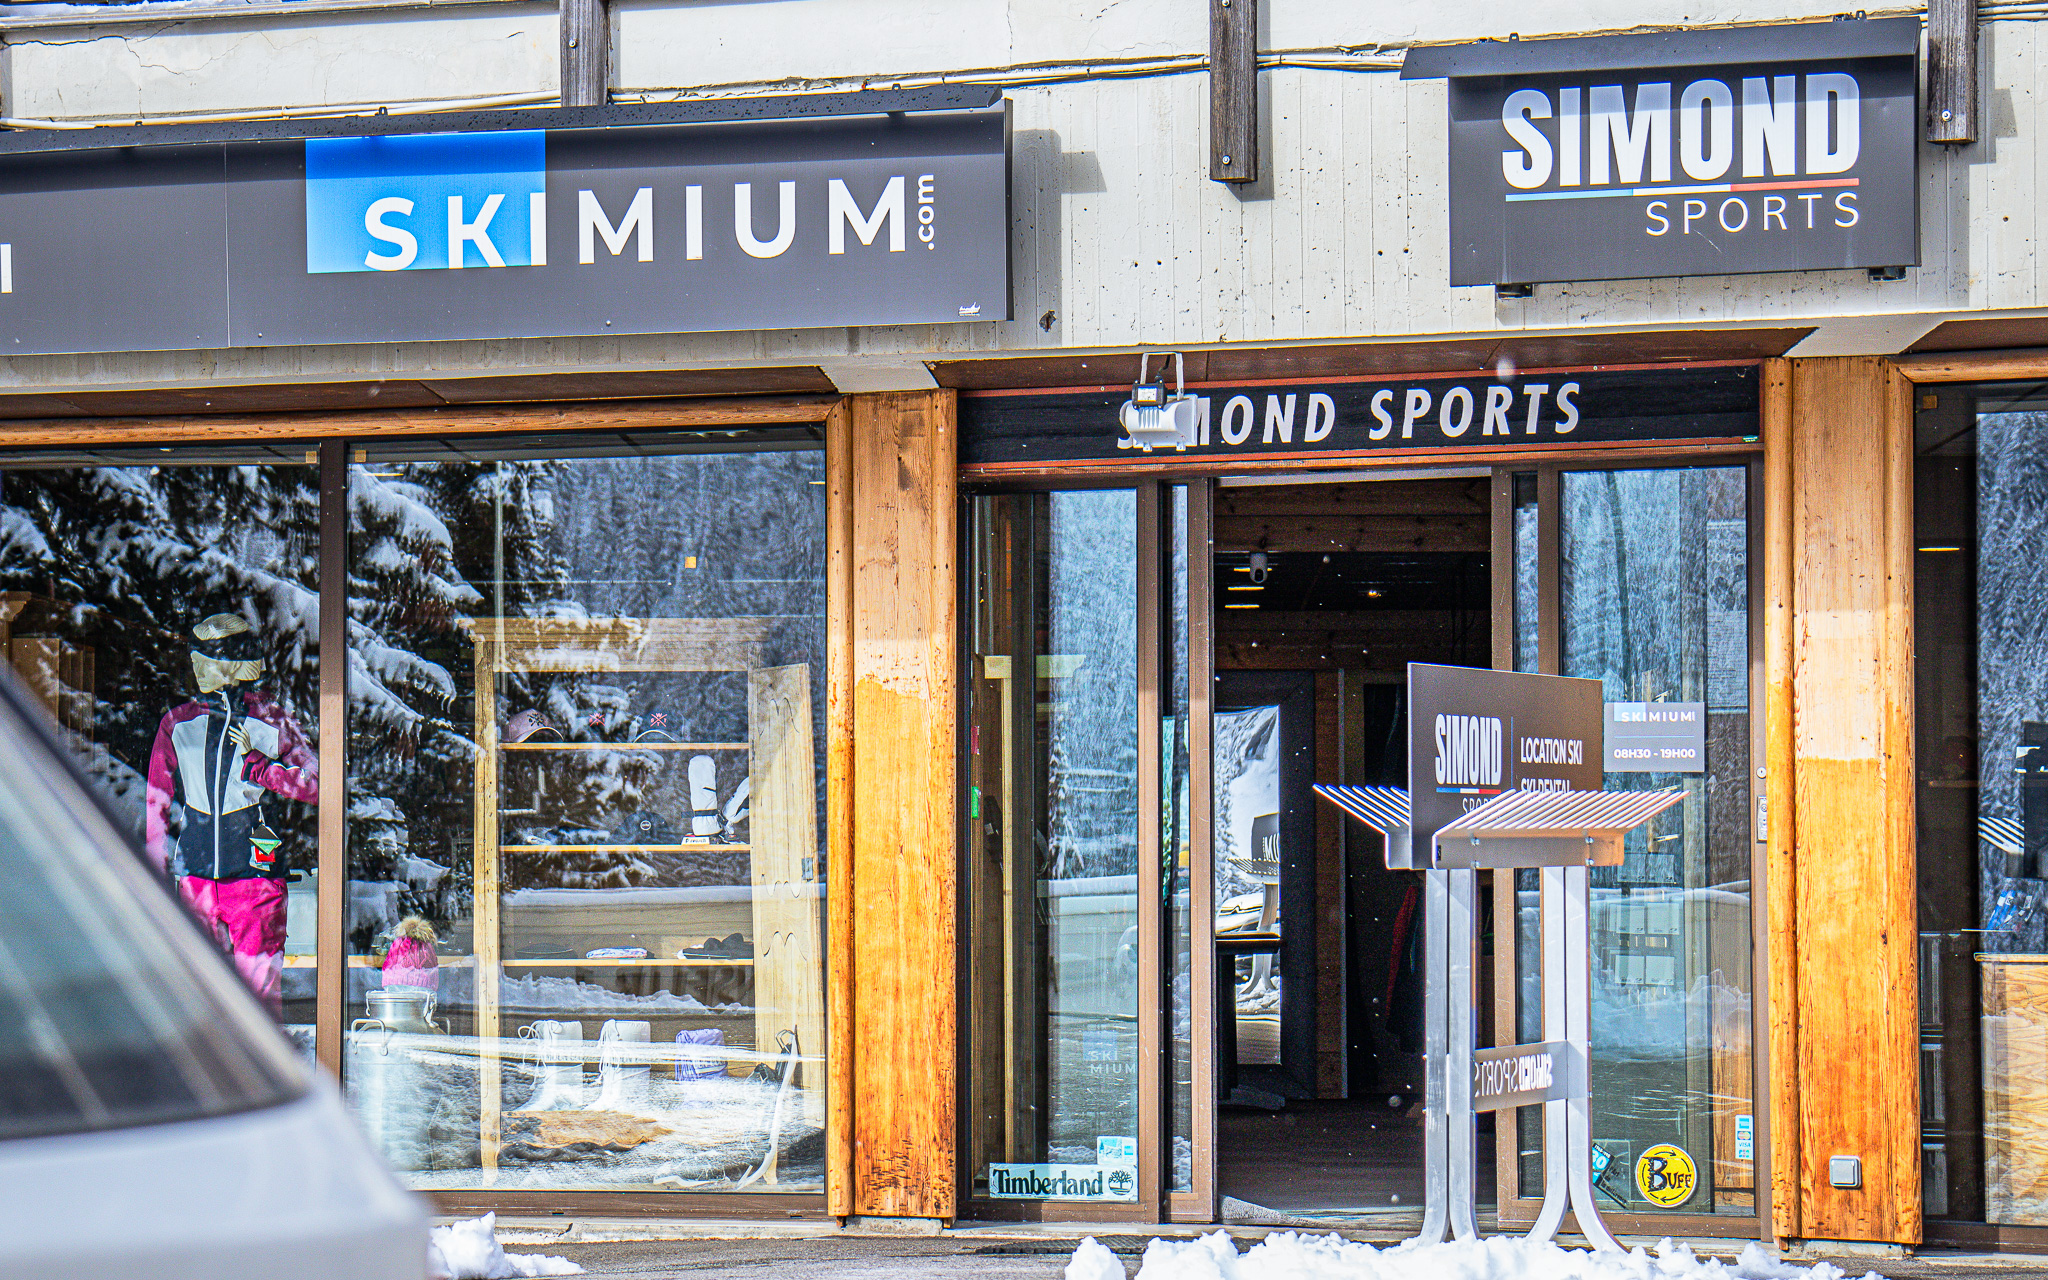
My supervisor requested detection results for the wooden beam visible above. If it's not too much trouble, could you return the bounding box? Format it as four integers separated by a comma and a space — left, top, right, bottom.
1782, 356, 1919, 1244
847, 389, 958, 1220
1214, 513, 1489, 554
824, 400, 855, 1219
1895, 350, 2048, 384
0, 394, 838, 448
1208, 0, 1257, 182
1925, 0, 1977, 144
1763, 357, 1798, 1245
559, 0, 610, 107
1215, 478, 1490, 519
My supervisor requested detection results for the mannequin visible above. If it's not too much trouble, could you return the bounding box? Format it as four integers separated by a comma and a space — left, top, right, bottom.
145, 612, 318, 1016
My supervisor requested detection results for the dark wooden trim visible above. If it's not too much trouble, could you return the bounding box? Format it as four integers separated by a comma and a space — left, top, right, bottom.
313, 439, 347, 1078
1923, 1221, 2048, 1253
934, 335, 1811, 392
1209, 0, 1258, 182
559, 0, 612, 108
1136, 481, 1166, 1219
0, 394, 840, 448
427, 1191, 831, 1218
960, 440, 1761, 484
1925, 0, 1977, 144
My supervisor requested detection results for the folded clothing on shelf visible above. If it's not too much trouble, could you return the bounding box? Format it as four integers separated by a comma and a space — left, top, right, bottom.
585, 947, 649, 960
679, 932, 751, 960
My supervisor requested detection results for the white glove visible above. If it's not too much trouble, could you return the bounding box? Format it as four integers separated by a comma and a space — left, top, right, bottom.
227, 722, 276, 759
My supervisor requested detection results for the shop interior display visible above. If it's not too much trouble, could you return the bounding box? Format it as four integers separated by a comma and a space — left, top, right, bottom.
348, 616, 824, 1192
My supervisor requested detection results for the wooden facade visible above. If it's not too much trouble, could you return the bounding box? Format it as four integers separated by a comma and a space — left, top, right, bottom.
13, 350, 2018, 1237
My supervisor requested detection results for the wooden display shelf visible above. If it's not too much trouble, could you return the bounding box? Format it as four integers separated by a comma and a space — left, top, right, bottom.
464, 616, 824, 1178
500, 741, 750, 751
502, 843, 751, 854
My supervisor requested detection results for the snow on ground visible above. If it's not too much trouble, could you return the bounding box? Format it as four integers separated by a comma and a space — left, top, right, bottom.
429, 1214, 583, 1279
1065, 1232, 1882, 1280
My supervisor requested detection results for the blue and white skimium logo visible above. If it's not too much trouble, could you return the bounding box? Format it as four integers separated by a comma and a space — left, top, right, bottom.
305, 131, 546, 274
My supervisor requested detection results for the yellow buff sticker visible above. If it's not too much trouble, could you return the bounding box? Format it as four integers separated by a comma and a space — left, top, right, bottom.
1635, 1143, 1698, 1207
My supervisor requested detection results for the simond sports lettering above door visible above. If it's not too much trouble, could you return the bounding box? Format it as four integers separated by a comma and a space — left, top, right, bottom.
1403, 18, 1918, 286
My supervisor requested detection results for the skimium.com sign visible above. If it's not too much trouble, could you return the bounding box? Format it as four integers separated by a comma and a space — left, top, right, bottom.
0, 99, 1009, 355
1402, 18, 1917, 286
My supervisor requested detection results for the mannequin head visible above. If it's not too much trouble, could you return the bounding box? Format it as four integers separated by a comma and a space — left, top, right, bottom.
190, 613, 264, 694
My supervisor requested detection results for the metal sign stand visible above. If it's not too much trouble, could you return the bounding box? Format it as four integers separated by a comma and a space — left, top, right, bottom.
1314, 783, 1684, 1249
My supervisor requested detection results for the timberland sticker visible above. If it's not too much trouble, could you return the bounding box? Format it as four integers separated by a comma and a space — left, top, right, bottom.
1635, 1143, 1698, 1207
987, 1163, 1138, 1202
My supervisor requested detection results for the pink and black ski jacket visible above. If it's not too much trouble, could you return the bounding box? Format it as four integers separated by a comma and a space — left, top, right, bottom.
145, 689, 317, 880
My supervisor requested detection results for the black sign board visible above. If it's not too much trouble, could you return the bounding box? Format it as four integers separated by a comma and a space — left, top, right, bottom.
959, 363, 1755, 470
1407, 663, 1603, 844
0, 98, 1008, 355
1402, 19, 1918, 286
1604, 700, 1707, 772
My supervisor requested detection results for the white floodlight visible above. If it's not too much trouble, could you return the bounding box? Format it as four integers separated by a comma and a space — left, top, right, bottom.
1118, 351, 1200, 451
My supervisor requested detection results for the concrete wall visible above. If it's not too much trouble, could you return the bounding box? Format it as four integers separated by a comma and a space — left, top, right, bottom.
0, 0, 2036, 396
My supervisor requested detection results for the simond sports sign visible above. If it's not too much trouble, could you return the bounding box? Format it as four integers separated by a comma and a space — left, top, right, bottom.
1402, 18, 1917, 286
1407, 663, 1604, 845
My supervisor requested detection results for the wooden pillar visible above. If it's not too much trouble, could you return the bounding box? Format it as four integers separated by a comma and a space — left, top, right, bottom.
1768, 356, 1920, 1244
830, 389, 959, 1220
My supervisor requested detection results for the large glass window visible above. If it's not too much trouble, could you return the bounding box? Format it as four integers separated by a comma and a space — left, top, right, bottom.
342, 430, 828, 1193
1560, 465, 1754, 1218
1915, 383, 2048, 1226
0, 448, 323, 1049
964, 489, 1142, 1206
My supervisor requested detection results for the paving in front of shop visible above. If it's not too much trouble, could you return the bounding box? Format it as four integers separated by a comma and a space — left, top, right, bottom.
491, 1220, 2048, 1278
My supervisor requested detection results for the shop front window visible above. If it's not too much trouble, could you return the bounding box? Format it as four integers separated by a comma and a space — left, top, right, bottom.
343, 431, 828, 1193
964, 489, 1142, 1206
0, 448, 323, 1049
1556, 465, 1755, 1217
1916, 384, 2048, 1226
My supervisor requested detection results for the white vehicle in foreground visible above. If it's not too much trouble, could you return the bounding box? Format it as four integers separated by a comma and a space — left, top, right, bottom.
0, 671, 427, 1279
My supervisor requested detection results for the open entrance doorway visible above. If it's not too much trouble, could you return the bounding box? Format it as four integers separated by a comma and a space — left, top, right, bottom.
1208, 471, 1497, 1228
957, 457, 1760, 1235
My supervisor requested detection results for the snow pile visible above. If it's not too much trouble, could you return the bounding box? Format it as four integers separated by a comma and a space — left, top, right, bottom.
1064, 1232, 1882, 1280
428, 1214, 581, 1279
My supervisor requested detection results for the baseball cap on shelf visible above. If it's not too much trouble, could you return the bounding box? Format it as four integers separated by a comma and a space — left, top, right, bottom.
504, 709, 562, 743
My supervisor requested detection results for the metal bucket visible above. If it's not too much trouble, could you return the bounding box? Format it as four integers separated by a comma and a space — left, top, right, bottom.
348, 987, 443, 1170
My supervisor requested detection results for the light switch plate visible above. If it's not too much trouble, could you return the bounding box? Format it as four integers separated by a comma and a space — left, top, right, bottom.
1828, 1154, 1863, 1188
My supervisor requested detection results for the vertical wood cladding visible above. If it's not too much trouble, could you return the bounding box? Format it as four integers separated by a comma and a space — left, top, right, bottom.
1769, 356, 1920, 1244
842, 390, 959, 1218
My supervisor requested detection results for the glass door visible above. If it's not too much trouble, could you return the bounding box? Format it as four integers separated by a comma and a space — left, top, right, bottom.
1494, 461, 1766, 1236
961, 482, 1208, 1221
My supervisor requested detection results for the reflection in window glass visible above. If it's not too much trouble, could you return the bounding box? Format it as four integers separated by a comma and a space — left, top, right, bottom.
965, 490, 1141, 1205
1216, 706, 1282, 1068
343, 432, 827, 1193
1916, 387, 2048, 1226
1559, 466, 1753, 1217
1166, 486, 1194, 1193
0, 452, 321, 1047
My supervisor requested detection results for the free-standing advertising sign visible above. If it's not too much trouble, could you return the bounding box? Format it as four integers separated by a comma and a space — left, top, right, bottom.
0, 97, 1009, 355
1402, 18, 1918, 286
1407, 662, 1603, 846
